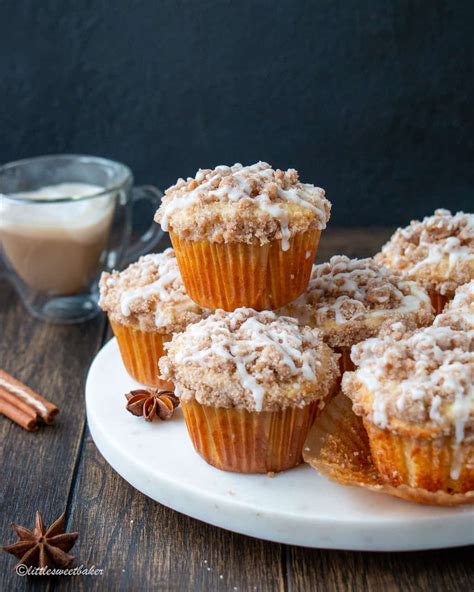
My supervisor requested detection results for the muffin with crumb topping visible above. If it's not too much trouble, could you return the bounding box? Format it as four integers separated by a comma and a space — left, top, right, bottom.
159, 308, 339, 473
375, 209, 474, 313
154, 162, 331, 311
342, 324, 474, 493
280, 255, 434, 373
99, 249, 205, 387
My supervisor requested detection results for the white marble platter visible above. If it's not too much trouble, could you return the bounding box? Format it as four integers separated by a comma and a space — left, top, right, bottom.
85, 338, 474, 551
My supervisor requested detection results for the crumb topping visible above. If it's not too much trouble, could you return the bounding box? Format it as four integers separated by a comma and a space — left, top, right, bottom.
159, 308, 339, 412
342, 326, 473, 445
446, 280, 474, 311
99, 249, 205, 333
155, 162, 331, 249
434, 280, 474, 331
279, 256, 433, 347
375, 209, 474, 295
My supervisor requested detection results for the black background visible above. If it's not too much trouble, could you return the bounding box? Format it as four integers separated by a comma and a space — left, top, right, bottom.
1, 1, 473, 225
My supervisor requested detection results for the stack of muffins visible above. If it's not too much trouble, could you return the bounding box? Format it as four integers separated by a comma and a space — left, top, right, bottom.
99, 162, 473, 502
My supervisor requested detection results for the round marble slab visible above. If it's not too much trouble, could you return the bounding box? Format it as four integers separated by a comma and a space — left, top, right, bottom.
85, 338, 474, 551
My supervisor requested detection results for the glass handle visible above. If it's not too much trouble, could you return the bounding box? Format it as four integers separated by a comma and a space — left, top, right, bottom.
123, 185, 164, 264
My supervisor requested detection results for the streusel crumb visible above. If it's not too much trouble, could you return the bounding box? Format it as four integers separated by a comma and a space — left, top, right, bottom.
375, 209, 474, 296
99, 249, 205, 333
159, 308, 339, 412
279, 256, 433, 347
342, 325, 473, 440
434, 280, 474, 331
155, 162, 331, 247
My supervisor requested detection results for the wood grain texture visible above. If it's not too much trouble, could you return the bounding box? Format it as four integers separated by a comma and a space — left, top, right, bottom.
286, 546, 474, 592
61, 433, 284, 592
314, 227, 396, 262
0, 279, 106, 591
1, 228, 472, 591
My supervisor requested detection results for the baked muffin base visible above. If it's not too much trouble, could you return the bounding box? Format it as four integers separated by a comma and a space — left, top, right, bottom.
170, 229, 321, 311
303, 393, 474, 505
110, 319, 171, 387
363, 420, 473, 494
181, 399, 321, 473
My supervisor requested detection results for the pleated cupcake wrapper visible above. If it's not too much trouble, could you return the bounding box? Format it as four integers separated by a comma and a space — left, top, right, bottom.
363, 420, 474, 494
181, 399, 321, 473
170, 229, 321, 311
326, 347, 354, 398
110, 319, 172, 388
303, 393, 474, 506
428, 290, 452, 315
336, 346, 355, 374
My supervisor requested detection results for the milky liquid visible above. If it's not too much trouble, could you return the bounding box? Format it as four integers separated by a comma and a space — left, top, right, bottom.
0, 183, 115, 294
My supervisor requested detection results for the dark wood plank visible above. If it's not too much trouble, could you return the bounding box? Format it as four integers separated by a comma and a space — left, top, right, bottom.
286, 546, 474, 592
315, 227, 395, 262
0, 279, 106, 590
58, 433, 284, 592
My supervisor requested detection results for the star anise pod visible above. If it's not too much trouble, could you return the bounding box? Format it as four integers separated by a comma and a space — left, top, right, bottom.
125, 388, 179, 422
3, 511, 78, 569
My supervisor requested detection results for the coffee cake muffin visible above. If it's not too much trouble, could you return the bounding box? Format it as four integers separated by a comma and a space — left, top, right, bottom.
375, 209, 474, 313
434, 280, 474, 331
99, 249, 205, 387
280, 256, 434, 373
154, 162, 331, 310
159, 308, 339, 473
342, 325, 474, 493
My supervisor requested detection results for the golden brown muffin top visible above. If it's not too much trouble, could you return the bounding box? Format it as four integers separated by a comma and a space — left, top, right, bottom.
159, 308, 339, 412
342, 325, 474, 441
434, 280, 474, 331
99, 249, 205, 333
154, 162, 331, 248
279, 256, 434, 347
375, 209, 474, 296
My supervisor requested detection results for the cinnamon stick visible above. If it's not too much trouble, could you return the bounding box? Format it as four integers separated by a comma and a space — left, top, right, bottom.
0, 369, 59, 424
0, 396, 38, 432
0, 386, 39, 421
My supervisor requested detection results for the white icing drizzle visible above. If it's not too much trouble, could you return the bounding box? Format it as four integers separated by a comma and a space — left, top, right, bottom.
120, 253, 183, 327
280, 256, 432, 325
0, 378, 48, 414
158, 162, 328, 246
448, 280, 474, 310
377, 210, 474, 293
429, 395, 443, 422
101, 249, 201, 331
410, 236, 472, 275
168, 309, 320, 412
256, 198, 291, 251
231, 354, 266, 411
434, 280, 474, 331
372, 395, 388, 429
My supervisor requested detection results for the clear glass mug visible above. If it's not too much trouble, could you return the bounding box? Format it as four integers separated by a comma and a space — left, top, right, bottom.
0, 154, 163, 323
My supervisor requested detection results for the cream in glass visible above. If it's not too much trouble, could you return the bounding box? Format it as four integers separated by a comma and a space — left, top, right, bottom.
0, 183, 115, 294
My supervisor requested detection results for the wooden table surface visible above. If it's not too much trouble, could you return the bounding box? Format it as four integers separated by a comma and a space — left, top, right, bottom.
1, 227, 472, 592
